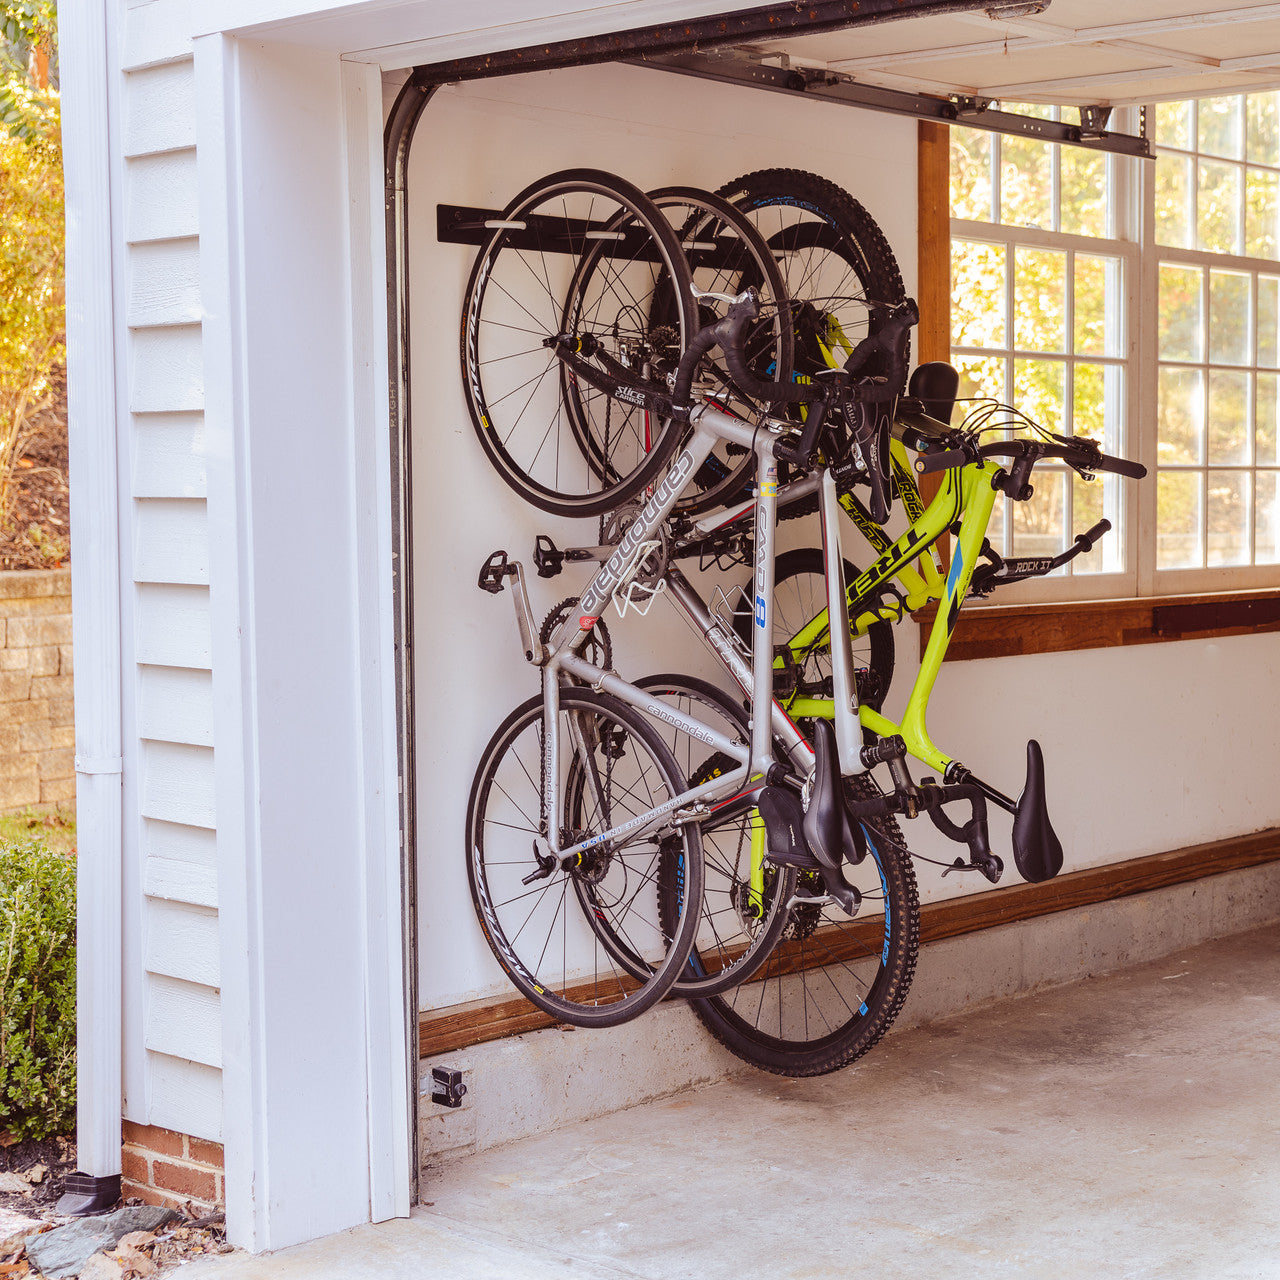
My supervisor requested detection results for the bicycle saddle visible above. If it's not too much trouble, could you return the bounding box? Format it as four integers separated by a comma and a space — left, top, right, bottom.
1011, 740, 1064, 883
801, 720, 862, 914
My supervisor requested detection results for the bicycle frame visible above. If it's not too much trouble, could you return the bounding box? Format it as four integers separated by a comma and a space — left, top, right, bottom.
530, 401, 868, 868
783, 455, 1002, 778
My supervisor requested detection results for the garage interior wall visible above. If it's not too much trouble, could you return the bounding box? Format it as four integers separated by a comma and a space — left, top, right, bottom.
403, 63, 918, 1010
404, 62, 1280, 1020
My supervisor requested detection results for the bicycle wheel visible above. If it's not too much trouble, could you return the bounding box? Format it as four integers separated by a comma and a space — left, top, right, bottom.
460, 169, 696, 518
466, 687, 704, 1027
648, 187, 794, 515
635, 674, 799, 998
689, 771, 920, 1076
717, 168, 908, 385
735, 547, 896, 714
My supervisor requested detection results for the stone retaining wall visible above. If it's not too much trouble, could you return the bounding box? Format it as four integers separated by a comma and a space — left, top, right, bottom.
0, 568, 74, 812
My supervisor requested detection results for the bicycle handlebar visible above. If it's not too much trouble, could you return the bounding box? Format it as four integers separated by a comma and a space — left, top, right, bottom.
915, 437, 1147, 481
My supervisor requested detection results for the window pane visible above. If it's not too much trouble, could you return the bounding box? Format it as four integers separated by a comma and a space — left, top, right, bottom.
1198, 160, 1243, 255
1199, 95, 1244, 160
1013, 467, 1067, 560
1246, 168, 1280, 261
1071, 474, 1102, 574
1074, 255, 1121, 357
1014, 247, 1066, 352
1260, 277, 1279, 368
1258, 372, 1279, 464
1156, 100, 1193, 150
1158, 264, 1204, 361
951, 240, 1006, 347
1074, 362, 1124, 452
1247, 90, 1280, 166
1158, 471, 1203, 569
1060, 147, 1107, 237
954, 354, 1005, 405
1207, 470, 1250, 566
1208, 370, 1250, 464
1014, 358, 1065, 436
951, 127, 993, 222
1001, 135, 1053, 229
1208, 270, 1250, 365
1257, 471, 1280, 563
1159, 366, 1205, 464
1155, 152, 1193, 249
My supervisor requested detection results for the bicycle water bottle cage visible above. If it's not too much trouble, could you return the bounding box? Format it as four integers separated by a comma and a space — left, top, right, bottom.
1011, 740, 1064, 883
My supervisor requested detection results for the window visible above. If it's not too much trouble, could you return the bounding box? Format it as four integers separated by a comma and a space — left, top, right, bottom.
949, 110, 1136, 599
1154, 94, 1280, 586
948, 93, 1280, 604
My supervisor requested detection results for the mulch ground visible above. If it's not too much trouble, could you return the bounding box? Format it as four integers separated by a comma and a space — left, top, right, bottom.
0, 1135, 76, 1217
0, 1137, 234, 1275
0, 374, 70, 572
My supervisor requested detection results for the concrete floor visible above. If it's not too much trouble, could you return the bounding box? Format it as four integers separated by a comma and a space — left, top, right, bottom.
186, 920, 1280, 1280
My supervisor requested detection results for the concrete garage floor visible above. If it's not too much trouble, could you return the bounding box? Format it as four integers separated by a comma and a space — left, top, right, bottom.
186, 920, 1280, 1280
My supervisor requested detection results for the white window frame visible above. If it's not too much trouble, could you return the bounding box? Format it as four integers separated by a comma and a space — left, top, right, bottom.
1146, 97, 1280, 597
950, 101, 1280, 605
948, 111, 1143, 604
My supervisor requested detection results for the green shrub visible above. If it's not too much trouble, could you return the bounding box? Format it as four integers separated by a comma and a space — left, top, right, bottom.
0, 837, 75, 1140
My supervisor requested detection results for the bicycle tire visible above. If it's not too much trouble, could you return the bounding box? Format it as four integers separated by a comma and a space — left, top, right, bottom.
718, 168, 908, 522
735, 547, 896, 715
635, 673, 799, 998
688, 771, 920, 1076
466, 687, 704, 1028
648, 187, 795, 515
460, 169, 697, 518
717, 167, 908, 384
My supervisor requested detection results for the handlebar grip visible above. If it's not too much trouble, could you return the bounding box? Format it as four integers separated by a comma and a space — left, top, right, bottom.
1075, 518, 1111, 550
1089, 452, 1147, 480
915, 448, 968, 475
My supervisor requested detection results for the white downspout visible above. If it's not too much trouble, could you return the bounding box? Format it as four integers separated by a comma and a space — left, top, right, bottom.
61, 0, 124, 1200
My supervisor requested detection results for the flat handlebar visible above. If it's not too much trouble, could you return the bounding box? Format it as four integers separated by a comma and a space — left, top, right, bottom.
916, 437, 1147, 480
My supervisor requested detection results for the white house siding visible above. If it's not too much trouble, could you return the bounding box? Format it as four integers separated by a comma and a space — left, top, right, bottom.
118, 3, 222, 1144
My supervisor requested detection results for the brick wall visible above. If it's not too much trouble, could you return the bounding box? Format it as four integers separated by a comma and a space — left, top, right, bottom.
121, 1122, 224, 1215
0, 568, 73, 812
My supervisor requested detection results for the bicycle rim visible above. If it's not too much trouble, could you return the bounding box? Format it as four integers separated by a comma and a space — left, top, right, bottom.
635, 674, 798, 998
460, 168, 696, 518
466, 687, 704, 1028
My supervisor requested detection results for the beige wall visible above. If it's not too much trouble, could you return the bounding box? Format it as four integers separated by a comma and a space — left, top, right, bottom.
0, 568, 74, 811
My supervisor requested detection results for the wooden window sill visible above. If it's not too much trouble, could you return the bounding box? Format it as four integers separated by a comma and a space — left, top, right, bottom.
916, 589, 1280, 662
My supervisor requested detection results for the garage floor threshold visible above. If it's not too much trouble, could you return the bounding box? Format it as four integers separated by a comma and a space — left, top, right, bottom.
186, 920, 1280, 1279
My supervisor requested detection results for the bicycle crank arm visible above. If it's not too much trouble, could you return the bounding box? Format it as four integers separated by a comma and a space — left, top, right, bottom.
478, 551, 546, 666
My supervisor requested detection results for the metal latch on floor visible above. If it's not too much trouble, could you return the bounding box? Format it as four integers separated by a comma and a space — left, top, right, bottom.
431, 1066, 467, 1108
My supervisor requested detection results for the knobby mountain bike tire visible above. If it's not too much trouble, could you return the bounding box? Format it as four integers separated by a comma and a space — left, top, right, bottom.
460, 169, 696, 518
717, 168, 909, 523
635, 673, 799, 998
646, 187, 795, 516
689, 770, 920, 1077
734, 547, 896, 715
466, 687, 704, 1028
717, 167, 908, 384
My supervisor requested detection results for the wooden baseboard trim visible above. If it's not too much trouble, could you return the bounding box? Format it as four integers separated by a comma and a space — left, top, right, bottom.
419, 827, 1280, 1058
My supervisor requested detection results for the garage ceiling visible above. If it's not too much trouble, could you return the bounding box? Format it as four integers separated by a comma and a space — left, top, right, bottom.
735, 0, 1280, 108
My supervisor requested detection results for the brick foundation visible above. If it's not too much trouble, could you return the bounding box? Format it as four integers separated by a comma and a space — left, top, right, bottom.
121, 1121, 224, 1215
0, 568, 74, 812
